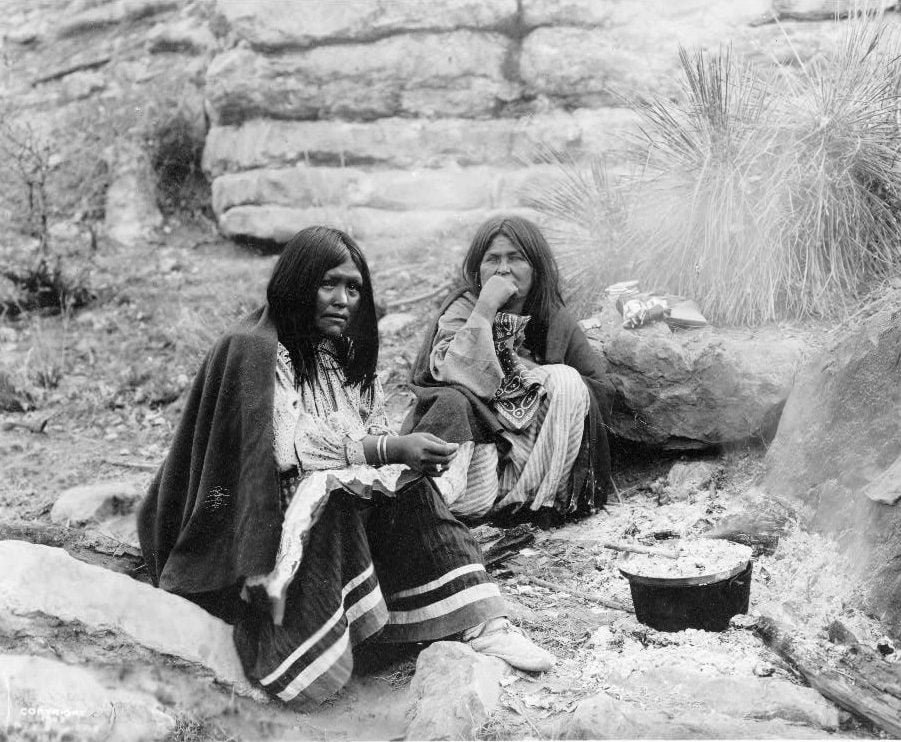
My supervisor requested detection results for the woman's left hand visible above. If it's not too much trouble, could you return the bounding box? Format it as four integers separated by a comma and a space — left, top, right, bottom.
389, 433, 458, 476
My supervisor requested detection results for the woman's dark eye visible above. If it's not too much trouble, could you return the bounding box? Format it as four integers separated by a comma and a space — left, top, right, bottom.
347, 284, 361, 295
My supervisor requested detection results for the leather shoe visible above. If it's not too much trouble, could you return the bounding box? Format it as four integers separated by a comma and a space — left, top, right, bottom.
468, 618, 555, 672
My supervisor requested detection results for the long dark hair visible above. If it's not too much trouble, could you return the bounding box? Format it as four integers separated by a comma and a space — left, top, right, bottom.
266, 226, 378, 391
461, 215, 564, 354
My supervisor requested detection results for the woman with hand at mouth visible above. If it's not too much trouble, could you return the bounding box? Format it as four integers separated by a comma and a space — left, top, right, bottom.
138, 225, 554, 706
404, 215, 614, 527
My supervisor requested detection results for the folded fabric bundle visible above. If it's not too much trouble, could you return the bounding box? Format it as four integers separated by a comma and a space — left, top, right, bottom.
615, 292, 709, 330
665, 299, 708, 329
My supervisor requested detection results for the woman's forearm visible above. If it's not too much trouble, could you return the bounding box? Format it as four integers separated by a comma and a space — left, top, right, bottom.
430, 312, 504, 398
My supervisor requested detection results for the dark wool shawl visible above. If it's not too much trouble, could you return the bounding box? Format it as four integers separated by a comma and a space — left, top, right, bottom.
137, 306, 283, 595
402, 288, 614, 508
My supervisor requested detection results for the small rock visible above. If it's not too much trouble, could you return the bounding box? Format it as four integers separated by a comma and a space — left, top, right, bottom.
379, 312, 418, 336
405, 641, 509, 741
1, 654, 175, 741
753, 663, 775, 677
59, 70, 106, 100
0, 275, 20, 310
0, 369, 32, 412
89, 512, 142, 552
666, 461, 719, 501
502, 597, 539, 624
148, 18, 218, 54
158, 256, 181, 273
586, 625, 616, 650
50, 479, 145, 526
876, 636, 895, 656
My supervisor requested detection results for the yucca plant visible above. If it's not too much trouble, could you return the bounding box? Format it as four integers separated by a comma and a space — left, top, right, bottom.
528, 20, 901, 325
521, 145, 632, 317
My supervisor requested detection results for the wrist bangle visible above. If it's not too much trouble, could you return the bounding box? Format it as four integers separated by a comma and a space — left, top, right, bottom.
378, 434, 388, 465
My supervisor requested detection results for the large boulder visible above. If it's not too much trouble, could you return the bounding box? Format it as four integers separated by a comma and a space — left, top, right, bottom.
0, 541, 257, 697
201, 109, 640, 176
205, 33, 517, 125
763, 309, 901, 632
584, 306, 810, 449
217, 0, 518, 49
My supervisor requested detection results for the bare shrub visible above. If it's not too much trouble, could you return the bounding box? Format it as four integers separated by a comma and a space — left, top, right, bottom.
0, 116, 96, 317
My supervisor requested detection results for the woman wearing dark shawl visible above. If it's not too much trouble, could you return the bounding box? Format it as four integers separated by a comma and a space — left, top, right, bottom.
138, 226, 554, 705
403, 216, 614, 525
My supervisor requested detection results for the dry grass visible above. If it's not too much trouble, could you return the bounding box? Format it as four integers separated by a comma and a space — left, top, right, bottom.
529, 20, 901, 325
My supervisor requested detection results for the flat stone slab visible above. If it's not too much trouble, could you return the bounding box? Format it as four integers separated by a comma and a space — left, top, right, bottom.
0, 541, 256, 697
558, 690, 835, 739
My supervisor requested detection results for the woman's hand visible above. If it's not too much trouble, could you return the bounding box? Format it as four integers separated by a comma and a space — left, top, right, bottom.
475, 274, 519, 317
389, 433, 458, 476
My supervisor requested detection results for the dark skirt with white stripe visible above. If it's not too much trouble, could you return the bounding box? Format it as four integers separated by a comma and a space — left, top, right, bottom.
233, 477, 506, 704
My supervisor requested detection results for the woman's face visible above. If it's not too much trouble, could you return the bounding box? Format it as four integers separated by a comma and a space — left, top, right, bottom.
315, 256, 364, 338
478, 235, 534, 314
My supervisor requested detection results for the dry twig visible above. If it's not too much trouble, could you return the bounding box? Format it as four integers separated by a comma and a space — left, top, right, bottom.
521, 574, 632, 613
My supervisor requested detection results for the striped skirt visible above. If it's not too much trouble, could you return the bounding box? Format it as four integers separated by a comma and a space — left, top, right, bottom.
233, 478, 506, 704
436, 364, 590, 519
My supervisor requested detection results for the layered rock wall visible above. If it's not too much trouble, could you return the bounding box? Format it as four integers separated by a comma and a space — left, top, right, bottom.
204, 0, 803, 253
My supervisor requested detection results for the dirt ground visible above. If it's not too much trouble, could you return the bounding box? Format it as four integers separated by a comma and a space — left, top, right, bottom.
0, 224, 893, 740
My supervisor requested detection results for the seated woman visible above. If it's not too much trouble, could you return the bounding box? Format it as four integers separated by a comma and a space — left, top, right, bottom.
403, 215, 613, 525
137, 225, 554, 705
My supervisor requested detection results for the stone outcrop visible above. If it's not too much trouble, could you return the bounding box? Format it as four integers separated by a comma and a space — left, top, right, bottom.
216, 0, 519, 49
405, 641, 509, 741
763, 308, 901, 632
0, 541, 257, 697
584, 304, 810, 449
205, 0, 876, 249
205, 33, 517, 126
202, 109, 640, 176
771, 0, 897, 21
217, 204, 539, 251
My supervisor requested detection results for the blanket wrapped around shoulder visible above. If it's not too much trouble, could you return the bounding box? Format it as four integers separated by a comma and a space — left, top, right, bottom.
137, 306, 283, 599
401, 288, 615, 511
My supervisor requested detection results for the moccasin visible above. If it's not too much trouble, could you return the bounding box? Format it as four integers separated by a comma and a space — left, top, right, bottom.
468, 619, 555, 672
